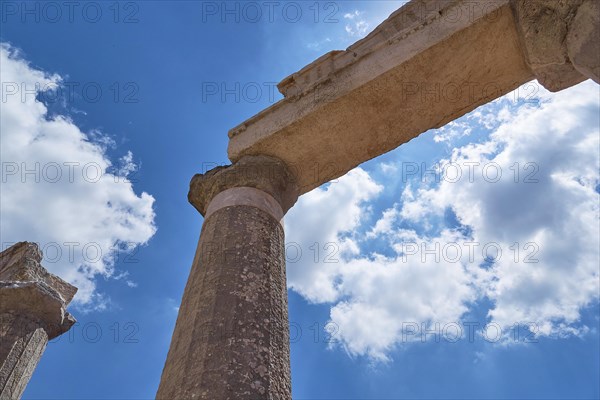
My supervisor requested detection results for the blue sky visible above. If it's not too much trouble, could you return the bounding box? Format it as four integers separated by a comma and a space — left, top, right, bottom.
1, 2, 599, 399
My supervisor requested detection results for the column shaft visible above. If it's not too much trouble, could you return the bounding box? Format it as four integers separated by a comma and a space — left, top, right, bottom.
157, 204, 291, 399
0, 315, 48, 400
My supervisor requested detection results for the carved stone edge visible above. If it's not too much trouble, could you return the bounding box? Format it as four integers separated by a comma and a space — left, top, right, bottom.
0, 242, 77, 304
0, 242, 77, 340
276, 0, 461, 99
510, 0, 589, 92
0, 281, 76, 340
188, 155, 300, 217
566, 0, 600, 83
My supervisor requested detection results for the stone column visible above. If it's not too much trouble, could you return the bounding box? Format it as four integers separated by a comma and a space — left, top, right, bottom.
157, 156, 299, 400
0, 242, 77, 399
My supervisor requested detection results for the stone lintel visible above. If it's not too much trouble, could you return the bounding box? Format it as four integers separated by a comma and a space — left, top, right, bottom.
226, 0, 598, 195
188, 155, 299, 217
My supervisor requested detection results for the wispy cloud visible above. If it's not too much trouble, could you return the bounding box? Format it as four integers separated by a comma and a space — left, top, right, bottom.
344, 10, 369, 38
306, 37, 333, 51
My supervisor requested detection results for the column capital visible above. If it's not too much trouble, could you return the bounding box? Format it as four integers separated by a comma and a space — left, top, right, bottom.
188, 155, 300, 217
0, 242, 77, 339
511, 0, 590, 92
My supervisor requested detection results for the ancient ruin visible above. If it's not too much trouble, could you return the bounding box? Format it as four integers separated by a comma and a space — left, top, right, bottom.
1, 0, 597, 398
0, 242, 77, 399
157, 0, 599, 399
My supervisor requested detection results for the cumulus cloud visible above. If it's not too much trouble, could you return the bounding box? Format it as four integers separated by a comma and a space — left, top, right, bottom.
286, 80, 599, 360
286, 170, 480, 361
0, 43, 156, 308
431, 81, 600, 337
285, 169, 382, 304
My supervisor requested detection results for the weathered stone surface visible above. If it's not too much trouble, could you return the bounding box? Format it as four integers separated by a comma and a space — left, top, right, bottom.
205, 187, 285, 222
0, 281, 75, 341
0, 242, 77, 399
566, 0, 600, 83
160, 157, 299, 399
227, 0, 598, 194
0, 242, 77, 305
157, 205, 291, 399
0, 242, 76, 339
228, 0, 526, 193
0, 315, 48, 400
189, 155, 299, 216
511, 0, 587, 91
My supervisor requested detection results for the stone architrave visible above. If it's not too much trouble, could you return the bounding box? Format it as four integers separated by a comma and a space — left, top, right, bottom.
227, 0, 598, 194
0, 242, 77, 400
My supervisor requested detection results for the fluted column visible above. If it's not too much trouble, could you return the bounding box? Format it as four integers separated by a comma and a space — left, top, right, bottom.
0, 242, 77, 400
157, 156, 299, 400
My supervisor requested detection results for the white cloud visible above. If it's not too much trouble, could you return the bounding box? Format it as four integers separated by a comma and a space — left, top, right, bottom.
435, 81, 600, 336
328, 229, 479, 361
286, 80, 600, 360
379, 161, 398, 175
343, 11, 363, 20
286, 171, 479, 361
344, 10, 369, 38
433, 120, 473, 143
0, 43, 156, 308
285, 169, 382, 304
306, 37, 332, 51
